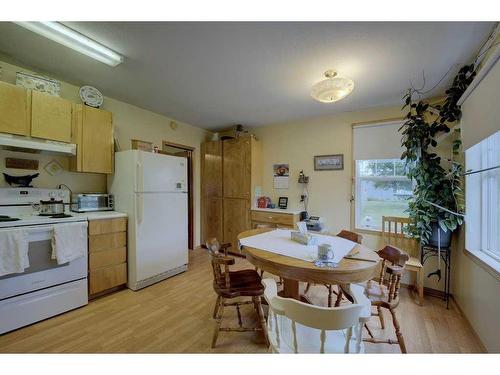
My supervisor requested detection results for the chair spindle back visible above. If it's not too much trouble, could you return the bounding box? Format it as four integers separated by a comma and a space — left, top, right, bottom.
376, 245, 409, 303
381, 216, 419, 258
206, 238, 232, 289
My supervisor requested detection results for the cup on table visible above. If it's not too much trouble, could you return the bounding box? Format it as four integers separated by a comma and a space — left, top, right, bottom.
317, 243, 334, 262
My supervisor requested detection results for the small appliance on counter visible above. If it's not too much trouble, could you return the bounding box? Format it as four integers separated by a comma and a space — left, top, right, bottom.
71, 193, 114, 212
34, 198, 65, 216
304, 216, 325, 232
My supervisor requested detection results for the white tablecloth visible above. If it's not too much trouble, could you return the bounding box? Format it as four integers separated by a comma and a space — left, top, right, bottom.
239, 229, 356, 263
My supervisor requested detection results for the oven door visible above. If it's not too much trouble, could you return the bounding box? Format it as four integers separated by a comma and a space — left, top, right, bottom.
0, 224, 88, 300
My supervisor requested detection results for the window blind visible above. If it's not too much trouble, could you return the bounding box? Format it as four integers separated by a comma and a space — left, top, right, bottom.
353, 120, 405, 161
461, 58, 499, 151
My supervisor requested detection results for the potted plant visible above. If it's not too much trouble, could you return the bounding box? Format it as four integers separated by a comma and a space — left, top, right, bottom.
399, 64, 475, 246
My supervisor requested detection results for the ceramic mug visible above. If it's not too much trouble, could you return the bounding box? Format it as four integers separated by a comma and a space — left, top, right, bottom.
318, 243, 334, 261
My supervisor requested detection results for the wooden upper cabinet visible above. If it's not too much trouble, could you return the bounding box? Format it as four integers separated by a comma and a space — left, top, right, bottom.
222, 138, 251, 199
72, 105, 114, 174
30, 90, 72, 142
0, 81, 30, 136
201, 141, 222, 198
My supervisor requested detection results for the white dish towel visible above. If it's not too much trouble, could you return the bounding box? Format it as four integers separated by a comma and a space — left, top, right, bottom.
51, 222, 88, 265
0, 228, 29, 277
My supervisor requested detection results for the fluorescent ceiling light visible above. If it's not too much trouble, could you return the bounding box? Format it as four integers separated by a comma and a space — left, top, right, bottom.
15, 21, 124, 67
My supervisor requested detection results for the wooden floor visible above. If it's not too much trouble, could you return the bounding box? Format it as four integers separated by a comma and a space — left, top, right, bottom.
0, 248, 484, 353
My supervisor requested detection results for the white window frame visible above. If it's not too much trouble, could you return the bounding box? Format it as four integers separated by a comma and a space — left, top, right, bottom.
354, 159, 412, 232
465, 131, 500, 276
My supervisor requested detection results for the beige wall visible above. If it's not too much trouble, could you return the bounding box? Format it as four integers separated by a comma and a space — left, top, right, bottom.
252, 106, 403, 252
452, 55, 500, 353
0, 59, 210, 246
252, 105, 451, 292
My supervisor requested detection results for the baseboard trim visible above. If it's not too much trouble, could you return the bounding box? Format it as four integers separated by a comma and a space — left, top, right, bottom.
398, 282, 488, 353
399, 281, 447, 299
450, 296, 488, 353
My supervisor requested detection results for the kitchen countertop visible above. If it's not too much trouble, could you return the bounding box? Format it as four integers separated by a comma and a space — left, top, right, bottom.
71, 211, 128, 220
0, 211, 127, 229
251, 207, 303, 215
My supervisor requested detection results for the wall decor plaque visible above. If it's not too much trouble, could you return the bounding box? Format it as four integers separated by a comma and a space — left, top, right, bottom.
5, 158, 39, 170
314, 154, 344, 171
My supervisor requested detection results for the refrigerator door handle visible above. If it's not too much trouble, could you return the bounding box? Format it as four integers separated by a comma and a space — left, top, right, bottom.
137, 194, 144, 225
136, 161, 144, 192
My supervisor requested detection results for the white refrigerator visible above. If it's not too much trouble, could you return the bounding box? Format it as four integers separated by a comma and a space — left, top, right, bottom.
108, 150, 188, 290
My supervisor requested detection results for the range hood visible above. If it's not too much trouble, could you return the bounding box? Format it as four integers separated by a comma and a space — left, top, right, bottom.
0, 133, 76, 156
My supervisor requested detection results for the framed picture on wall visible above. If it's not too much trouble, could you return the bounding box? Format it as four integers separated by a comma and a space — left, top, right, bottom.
314, 154, 344, 171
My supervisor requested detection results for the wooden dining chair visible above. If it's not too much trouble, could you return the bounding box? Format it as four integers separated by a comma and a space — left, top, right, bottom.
305, 230, 363, 307
340, 245, 410, 353
381, 216, 424, 305
205, 238, 269, 348
262, 278, 367, 353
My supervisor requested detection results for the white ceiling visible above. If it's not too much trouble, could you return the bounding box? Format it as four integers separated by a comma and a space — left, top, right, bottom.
0, 22, 494, 129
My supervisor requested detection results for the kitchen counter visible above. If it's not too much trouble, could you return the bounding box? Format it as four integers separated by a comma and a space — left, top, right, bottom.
251, 207, 303, 215
71, 211, 128, 220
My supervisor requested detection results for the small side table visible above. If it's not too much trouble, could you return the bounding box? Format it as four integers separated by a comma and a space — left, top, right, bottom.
420, 244, 452, 309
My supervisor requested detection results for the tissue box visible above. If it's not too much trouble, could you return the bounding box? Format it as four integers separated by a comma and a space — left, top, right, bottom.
291, 231, 316, 245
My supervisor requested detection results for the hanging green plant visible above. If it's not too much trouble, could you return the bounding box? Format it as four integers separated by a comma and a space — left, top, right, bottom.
399, 64, 475, 245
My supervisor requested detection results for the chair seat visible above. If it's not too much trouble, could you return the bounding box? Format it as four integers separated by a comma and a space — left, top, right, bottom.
357, 281, 396, 305
270, 319, 364, 354
215, 269, 264, 298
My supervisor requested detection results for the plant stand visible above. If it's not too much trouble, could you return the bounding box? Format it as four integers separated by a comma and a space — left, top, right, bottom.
420, 244, 452, 309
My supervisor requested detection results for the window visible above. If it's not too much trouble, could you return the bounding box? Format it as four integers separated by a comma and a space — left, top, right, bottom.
465, 131, 500, 271
355, 159, 413, 231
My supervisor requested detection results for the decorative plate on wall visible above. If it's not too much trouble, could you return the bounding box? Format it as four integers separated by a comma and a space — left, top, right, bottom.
79, 85, 103, 108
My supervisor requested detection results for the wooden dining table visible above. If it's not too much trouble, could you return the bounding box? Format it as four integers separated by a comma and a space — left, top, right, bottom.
238, 228, 380, 303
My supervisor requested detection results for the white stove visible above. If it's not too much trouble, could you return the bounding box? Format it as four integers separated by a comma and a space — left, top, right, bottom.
0, 188, 88, 334
0, 187, 87, 228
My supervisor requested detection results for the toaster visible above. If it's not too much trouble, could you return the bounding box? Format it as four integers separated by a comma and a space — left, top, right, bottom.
71, 193, 114, 212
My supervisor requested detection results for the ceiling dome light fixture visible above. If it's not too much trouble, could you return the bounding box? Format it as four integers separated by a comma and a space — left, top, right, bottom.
311, 70, 354, 103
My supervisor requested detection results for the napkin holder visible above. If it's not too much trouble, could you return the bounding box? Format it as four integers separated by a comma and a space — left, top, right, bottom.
291, 231, 316, 245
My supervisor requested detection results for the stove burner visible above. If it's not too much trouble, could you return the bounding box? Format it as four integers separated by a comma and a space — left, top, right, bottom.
46, 213, 73, 219
0, 215, 21, 222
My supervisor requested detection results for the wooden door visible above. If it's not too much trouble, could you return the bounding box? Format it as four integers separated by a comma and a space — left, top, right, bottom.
222, 138, 250, 199
201, 141, 222, 198
223, 198, 250, 253
203, 197, 223, 244
0, 81, 30, 136
81, 106, 114, 174
31, 91, 72, 142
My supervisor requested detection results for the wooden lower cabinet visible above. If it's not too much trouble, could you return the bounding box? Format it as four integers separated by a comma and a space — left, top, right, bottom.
250, 210, 298, 228
89, 263, 127, 296
88, 217, 128, 298
89, 247, 126, 269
